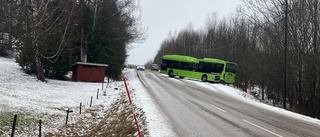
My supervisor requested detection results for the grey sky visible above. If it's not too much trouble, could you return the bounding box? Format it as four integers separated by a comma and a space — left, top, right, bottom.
127, 0, 242, 65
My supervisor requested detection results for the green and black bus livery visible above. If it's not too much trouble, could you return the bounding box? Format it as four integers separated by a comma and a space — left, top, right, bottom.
160, 55, 237, 84
160, 55, 221, 83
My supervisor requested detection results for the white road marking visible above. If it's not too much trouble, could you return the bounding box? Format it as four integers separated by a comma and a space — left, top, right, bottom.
211, 104, 227, 113
242, 119, 283, 137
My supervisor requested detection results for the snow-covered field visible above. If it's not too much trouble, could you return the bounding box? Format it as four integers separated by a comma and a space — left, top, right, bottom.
0, 57, 123, 136
0, 58, 113, 114
1, 57, 320, 136
0, 57, 175, 136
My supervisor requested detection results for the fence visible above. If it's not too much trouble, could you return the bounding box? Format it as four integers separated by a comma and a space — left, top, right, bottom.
1, 86, 106, 137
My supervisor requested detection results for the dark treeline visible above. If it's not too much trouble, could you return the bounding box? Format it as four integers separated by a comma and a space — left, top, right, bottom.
0, 0, 145, 80
153, 0, 320, 118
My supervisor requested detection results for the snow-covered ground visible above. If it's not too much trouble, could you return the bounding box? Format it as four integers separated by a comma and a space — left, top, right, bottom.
0, 58, 113, 114
0, 57, 123, 136
1, 57, 320, 136
0, 57, 175, 136
124, 69, 177, 137
182, 78, 320, 126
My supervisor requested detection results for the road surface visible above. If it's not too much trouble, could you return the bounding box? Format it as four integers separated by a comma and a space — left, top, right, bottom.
137, 70, 320, 137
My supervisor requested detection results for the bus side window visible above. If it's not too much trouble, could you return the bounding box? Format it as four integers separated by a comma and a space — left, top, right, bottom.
180, 62, 190, 70
204, 63, 211, 73
213, 63, 223, 73
186, 62, 191, 71
193, 63, 198, 71
181, 62, 185, 70
173, 61, 179, 69
167, 60, 174, 68
198, 62, 204, 71
161, 60, 168, 69
187, 62, 192, 71
166, 60, 171, 68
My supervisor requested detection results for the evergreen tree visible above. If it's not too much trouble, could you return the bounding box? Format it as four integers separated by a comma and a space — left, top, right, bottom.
11, 0, 144, 81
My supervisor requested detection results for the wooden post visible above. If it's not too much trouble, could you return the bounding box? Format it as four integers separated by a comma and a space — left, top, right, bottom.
102, 82, 104, 90
66, 111, 69, 125
97, 89, 99, 99
11, 115, 17, 137
39, 120, 41, 137
80, 102, 82, 114
90, 96, 93, 107
66, 109, 73, 125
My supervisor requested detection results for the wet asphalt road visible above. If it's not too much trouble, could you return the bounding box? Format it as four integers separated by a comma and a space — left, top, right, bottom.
137, 70, 320, 137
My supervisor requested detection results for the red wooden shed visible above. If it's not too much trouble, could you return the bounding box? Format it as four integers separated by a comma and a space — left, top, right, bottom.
72, 62, 108, 82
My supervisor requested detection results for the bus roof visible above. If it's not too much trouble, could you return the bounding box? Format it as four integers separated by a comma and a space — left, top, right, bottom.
226, 61, 237, 65
201, 58, 226, 64
162, 55, 199, 63
201, 58, 237, 65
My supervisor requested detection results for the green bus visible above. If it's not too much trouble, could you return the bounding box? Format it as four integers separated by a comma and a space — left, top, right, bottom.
199, 58, 237, 84
160, 55, 221, 82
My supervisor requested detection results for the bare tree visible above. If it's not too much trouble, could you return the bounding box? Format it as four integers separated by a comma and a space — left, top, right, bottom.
20, 0, 76, 81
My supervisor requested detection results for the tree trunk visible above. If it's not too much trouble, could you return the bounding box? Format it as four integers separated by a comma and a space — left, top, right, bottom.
32, 39, 45, 81
27, 0, 45, 82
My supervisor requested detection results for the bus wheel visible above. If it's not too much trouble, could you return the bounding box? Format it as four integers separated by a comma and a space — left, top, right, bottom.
168, 70, 174, 77
201, 74, 207, 82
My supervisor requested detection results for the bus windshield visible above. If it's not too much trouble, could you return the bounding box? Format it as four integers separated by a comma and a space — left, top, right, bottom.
226, 63, 237, 73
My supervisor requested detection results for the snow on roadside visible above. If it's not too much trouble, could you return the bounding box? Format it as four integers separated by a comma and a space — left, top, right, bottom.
183, 79, 320, 126
124, 69, 177, 137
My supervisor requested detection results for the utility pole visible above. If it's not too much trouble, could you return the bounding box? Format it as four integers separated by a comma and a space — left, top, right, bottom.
283, 0, 288, 109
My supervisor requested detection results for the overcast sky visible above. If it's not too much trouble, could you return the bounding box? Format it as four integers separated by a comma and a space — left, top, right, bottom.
127, 0, 242, 65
